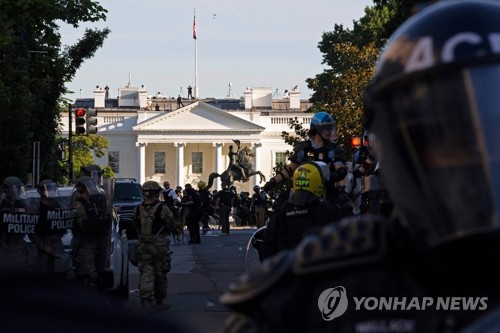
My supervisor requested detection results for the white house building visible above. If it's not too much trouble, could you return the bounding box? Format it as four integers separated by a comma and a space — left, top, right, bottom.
60, 84, 314, 193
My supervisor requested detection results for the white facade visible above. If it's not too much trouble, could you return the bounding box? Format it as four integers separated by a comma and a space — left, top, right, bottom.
60, 86, 312, 192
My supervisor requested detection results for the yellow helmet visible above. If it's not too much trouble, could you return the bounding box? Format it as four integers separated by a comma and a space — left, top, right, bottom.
291, 161, 330, 205
197, 180, 207, 190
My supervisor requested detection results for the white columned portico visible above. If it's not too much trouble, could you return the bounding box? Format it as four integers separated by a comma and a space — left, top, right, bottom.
136, 142, 147, 184
252, 143, 263, 187
213, 142, 223, 190
175, 142, 185, 187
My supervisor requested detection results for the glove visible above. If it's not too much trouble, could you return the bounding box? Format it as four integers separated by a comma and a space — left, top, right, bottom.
263, 178, 277, 192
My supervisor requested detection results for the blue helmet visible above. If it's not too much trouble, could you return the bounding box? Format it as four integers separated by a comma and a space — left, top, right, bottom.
310, 111, 336, 140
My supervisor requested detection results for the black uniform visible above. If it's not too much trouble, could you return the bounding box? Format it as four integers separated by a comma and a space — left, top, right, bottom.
259, 199, 342, 260
184, 186, 202, 244
221, 216, 500, 333
221, 1, 500, 332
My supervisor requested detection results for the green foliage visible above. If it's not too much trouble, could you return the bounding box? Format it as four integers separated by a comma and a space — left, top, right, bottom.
0, 0, 109, 183
70, 135, 110, 179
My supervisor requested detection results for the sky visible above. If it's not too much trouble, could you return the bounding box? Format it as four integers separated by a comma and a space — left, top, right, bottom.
61, 0, 373, 102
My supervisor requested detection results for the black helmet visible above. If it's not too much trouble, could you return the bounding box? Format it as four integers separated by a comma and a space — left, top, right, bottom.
75, 176, 99, 196
1, 176, 25, 203
364, 0, 500, 249
37, 179, 59, 199
2, 176, 22, 188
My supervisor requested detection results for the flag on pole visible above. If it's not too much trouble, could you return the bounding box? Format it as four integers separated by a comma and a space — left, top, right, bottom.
193, 14, 197, 40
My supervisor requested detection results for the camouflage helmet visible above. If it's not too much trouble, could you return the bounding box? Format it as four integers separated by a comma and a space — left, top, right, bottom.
142, 181, 161, 195
197, 180, 207, 190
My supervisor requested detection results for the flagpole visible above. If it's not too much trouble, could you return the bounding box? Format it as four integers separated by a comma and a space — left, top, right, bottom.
193, 8, 199, 99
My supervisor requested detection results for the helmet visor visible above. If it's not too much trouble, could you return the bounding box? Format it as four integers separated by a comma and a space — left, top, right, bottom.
81, 179, 100, 197
315, 122, 337, 141
39, 183, 60, 199
370, 63, 500, 247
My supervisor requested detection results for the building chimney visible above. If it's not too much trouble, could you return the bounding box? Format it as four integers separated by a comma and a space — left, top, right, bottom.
244, 88, 252, 110
138, 85, 148, 109
289, 85, 300, 109
94, 86, 105, 108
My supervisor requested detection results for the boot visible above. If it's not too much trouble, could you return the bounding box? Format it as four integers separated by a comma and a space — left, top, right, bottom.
155, 300, 171, 312
142, 300, 156, 312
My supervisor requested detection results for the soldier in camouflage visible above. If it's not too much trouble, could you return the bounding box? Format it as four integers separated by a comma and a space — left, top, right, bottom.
71, 176, 106, 285
133, 180, 176, 312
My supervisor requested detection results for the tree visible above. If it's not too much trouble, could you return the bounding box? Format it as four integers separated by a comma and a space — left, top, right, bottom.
59, 135, 112, 182
299, 1, 422, 160
0, 0, 110, 183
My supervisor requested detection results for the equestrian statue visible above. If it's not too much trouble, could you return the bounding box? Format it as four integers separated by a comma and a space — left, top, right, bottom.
206, 140, 266, 190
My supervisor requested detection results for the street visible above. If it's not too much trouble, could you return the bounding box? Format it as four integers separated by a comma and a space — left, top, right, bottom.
124, 227, 257, 333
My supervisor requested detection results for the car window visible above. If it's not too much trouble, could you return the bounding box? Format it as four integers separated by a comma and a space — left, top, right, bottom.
114, 183, 143, 201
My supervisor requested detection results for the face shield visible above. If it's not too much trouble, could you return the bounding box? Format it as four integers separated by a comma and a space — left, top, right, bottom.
315, 122, 337, 141
90, 170, 102, 186
78, 179, 100, 197
38, 183, 60, 199
369, 63, 500, 248
2, 184, 26, 203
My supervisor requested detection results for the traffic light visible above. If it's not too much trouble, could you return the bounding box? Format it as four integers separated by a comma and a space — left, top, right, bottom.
351, 136, 362, 150
86, 109, 98, 134
75, 108, 86, 135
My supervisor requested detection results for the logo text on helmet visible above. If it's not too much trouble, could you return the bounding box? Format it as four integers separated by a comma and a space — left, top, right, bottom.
404, 32, 500, 73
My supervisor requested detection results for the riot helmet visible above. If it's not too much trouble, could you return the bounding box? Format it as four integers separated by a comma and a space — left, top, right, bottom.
253, 185, 260, 192
37, 179, 60, 199
81, 164, 103, 186
75, 176, 100, 197
309, 111, 337, 141
1, 176, 27, 211
364, 0, 500, 249
142, 181, 161, 200
290, 161, 330, 206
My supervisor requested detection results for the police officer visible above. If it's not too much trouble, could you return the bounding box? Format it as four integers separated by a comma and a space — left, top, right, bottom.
133, 181, 176, 311
220, 1, 500, 332
183, 183, 203, 244
0, 176, 30, 269
262, 112, 349, 210
215, 185, 237, 235
258, 161, 342, 261
72, 176, 105, 285
250, 185, 267, 228
198, 180, 213, 234
29, 179, 70, 275
80, 165, 112, 278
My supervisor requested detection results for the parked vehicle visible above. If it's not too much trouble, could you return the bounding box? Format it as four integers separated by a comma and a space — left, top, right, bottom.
57, 186, 130, 302
112, 178, 143, 240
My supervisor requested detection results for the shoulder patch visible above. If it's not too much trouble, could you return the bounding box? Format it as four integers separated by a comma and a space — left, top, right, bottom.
219, 250, 294, 306
292, 215, 387, 275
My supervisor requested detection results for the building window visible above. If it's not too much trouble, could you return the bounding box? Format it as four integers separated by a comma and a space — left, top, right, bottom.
108, 151, 120, 173
192, 152, 203, 174
275, 152, 287, 165
155, 152, 165, 174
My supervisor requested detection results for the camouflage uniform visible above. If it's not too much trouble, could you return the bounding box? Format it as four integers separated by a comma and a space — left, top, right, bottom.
133, 185, 176, 311
71, 176, 108, 284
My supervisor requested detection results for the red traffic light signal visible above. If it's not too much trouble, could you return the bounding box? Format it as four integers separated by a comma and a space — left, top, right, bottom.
75, 108, 86, 135
351, 136, 362, 149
